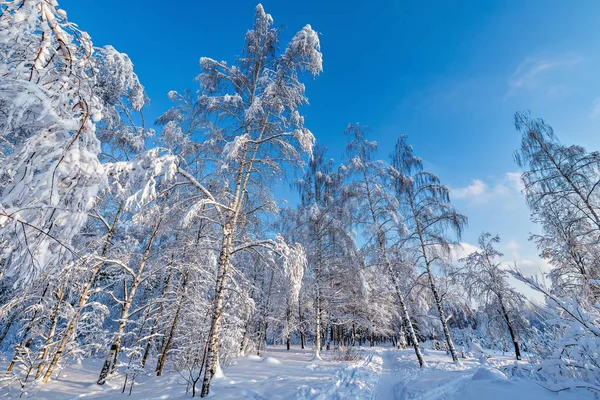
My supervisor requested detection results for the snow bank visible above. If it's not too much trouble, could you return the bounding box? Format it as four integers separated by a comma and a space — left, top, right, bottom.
471, 366, 508, 381
262, 357, 282, 365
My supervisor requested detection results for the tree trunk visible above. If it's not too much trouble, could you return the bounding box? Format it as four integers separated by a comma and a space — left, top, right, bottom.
499, 296, 521, 360
424, 261, 459, 363
35, 285, 65, 379
285, 301, 291, 351
43, 205, 122, 383
0, 314, 16, 346
156, 269, 189, 376
256, 270, 275, 356
7, 284, 49, 372
141, 272, 172, 369
313, 284, 322, 359
97, 219, 160, 385
415, 216, 459, 363
299, 298, 305, 349
200, 224, 233, 397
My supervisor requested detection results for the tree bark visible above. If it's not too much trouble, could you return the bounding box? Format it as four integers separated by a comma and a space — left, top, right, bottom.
156, 269, 189, 376
200, 223, 234, 397
425, 261, 459, 362
499, 295, 521, 360
299, 297, 306, 350
35, 284, 65, 379
411, 195, 459, 363
7, 284, 49, 372
256, 270, 275, 356
43, 204, 122, 383
0, 314, 16, 346
97, 218, 160, 385
141, 272, 172, 369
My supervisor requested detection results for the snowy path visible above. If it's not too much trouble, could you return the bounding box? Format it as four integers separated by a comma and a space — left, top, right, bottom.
372, 348, 430, 400
373, 349, 402, 400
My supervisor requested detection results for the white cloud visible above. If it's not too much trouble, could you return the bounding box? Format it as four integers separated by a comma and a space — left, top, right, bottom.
450, 242, 481, 261
504, 171, 524, 192
450, 172, 523, 205
504, 239, 520, 252
451, 179, 487, 200
505, 56, 582, 99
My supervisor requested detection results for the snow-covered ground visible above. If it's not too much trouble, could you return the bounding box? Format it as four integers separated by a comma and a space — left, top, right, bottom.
0, 346, 593, 399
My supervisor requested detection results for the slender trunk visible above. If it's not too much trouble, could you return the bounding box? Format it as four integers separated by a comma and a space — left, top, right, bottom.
7, 284, 49, 372
325, 319, 331, 351
361, 167, 426, 367
411, 195, 459, 363
35, 285, 65, 379
425, 261, 458, 362
285, 301, 291, 351
299, 295, 305, 349
43, 205, 122, 383
97, 219, 160, 385
0, 314, 16, 346
142, 273, 172, 369
499, 295, 521, 360
256, 270, 275, 356
200, 224, 233, 397
156, 269, 189, 376
312, 234, 323, 360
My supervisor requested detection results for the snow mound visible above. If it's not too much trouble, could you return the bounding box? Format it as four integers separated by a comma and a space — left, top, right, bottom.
471, 366, 508, 381
213, 363, 225, 380
247, 355, 262, 361
262, 356, 282, 365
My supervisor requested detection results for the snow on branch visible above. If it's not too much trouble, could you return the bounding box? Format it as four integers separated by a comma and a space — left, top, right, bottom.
105, 148, 178, 210
274, 235, 306, 304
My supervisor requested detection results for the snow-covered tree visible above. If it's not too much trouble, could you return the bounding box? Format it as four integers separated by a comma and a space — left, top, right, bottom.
514, 111, 600, 300
0, 0, 145, 285
166, 5, 324, 396
457, 233, 528, 360
343, 125, 426, 367
390, 135, 467, 363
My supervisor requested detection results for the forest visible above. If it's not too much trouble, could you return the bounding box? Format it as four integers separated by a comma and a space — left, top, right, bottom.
0, 1, 599, 399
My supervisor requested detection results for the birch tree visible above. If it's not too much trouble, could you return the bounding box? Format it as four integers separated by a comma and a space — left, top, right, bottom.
175, 5, 323, 396
343, 125, 426, 367
457, 233, 527, 360
514, 111, 600, 300
294, 146, 356, 359
390, 135, 467, 363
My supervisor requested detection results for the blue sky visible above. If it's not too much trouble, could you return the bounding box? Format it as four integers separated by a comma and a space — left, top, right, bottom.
62, 0, 600, 290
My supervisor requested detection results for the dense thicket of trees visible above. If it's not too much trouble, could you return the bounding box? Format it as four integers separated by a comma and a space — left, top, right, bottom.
1, 1, 599, 397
